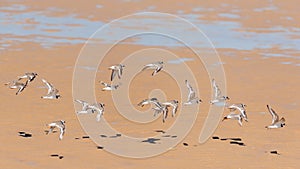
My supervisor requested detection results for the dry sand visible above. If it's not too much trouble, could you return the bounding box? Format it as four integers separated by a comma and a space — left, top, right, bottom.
1, 1, 300, 169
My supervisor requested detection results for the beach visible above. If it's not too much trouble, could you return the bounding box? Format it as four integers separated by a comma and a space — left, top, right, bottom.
1, 1, 300, 168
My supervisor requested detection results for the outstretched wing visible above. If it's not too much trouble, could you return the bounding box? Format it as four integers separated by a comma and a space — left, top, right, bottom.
42, 79, 53, 94
185, 80, 195, 101
212, 79, 222, 99
267, 105, 279, 124
111, 69, 117, 81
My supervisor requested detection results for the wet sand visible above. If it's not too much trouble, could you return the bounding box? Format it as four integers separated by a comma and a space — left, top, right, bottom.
1, 0, 300, 169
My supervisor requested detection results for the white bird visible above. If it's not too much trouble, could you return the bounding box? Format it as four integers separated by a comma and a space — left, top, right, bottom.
109, 64, 125, 81
227, 103, 248, 122
75, 99, 91, 114
141, 61, 163, 76
89, 103, 105, 122
210, 79, 229, 104
46, 120, 65, 140
100, 81, 120, 91
222, 113, 243, 126
41, 79, 61, 99
152, 104, 169, 123
183, 80, 202, 105
265, 105, 285, 129
162, 100, 178, 117
75, 100, 105, 121
17, 72, 38, 82
138, 98, 162, 108
5, 80, 29, 95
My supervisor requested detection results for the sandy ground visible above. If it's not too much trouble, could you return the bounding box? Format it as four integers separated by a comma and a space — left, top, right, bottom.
1, 1, 300, 169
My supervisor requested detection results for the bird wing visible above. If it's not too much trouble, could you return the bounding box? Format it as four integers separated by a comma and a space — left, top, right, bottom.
185, 80, 196, 101
267, 105, 279, 124
212, 79, 222, 99
111, 69, 117, 81
42, 79, 53, 94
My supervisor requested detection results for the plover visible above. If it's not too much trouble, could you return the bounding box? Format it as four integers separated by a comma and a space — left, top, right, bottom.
100, 81, 120, 91
183, 80, 202, 105
75, 100, 105, 121
5, 80, 29, 95
41, 79, 61, 99
210, 79, 229, 104
109, 64, 125, 81
75, 99, 91, 114
141, 61, 163, 76
222, 113, 243, 126
162, 100, 178, 117
138, 98, 162, 108
46, 120, 65, 140
265, 105, 285, 129
152, 104, 169, 123
227, 103, 248, 122
17, 72, 38, 82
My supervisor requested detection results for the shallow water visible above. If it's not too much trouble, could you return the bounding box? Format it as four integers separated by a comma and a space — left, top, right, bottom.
1, 3, 300, 56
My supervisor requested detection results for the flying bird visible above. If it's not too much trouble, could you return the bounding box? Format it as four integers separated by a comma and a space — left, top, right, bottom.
41, 79, 61, 99
210, 79, 229, 104
183, 80, 202, 105
109, 64, 125, 81
265, 105, 285, 129
141, 61, 163, 76
46, 120, 66, 140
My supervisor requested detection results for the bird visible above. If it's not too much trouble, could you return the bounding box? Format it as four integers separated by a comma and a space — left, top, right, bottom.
162, 100, 179, 117
183, 80, 202, 105
74, 99, 91, 114
46, 120, 65, 140
41, 79, 61, 99
265, 105, 285, 129
137, 98, 161, 107
152, 104, 169, 123
75, 100, 105, 121
109, 64, 125, 81
100, 81, 120, 91
222, 113, 243, 126
210, 79, 229, 104
227, 103, 248, 122
17, 72, 38, 82
141, 61, 163, 76
5, 80, 29, 95
89, 103, 105, 122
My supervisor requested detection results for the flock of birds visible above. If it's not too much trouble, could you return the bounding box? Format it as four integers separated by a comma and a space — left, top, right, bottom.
5, 61, 285, 142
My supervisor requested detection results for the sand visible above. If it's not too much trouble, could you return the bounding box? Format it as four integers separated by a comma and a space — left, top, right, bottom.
1, 1, 300, 169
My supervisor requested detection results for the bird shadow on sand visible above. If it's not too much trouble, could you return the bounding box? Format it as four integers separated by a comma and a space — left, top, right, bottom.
99, 133, 122, 138
18, 131, 32, 138
141, 138, 160, 144
212, 136, 245, 147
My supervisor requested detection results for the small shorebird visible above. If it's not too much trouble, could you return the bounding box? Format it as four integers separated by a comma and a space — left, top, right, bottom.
183, 80, 202, 105
152, 104, 169, 123
89, 103, 105, 122
141, 61, 163, 76
210, 79, 229, 104
265, 105, 285, 129
109, 64, 125, 81
75, 99, 91, 114
75, 100, 105, 121
41, 79, 61, 99
5, 80, 29, 95
138, 98, 162, 108
100, 81, 120, 91
18, 72, 38, 82
162, 100, 178, 117
222, 113, 243, 126
227, 103, 248, 122
46, 120, 65, 140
